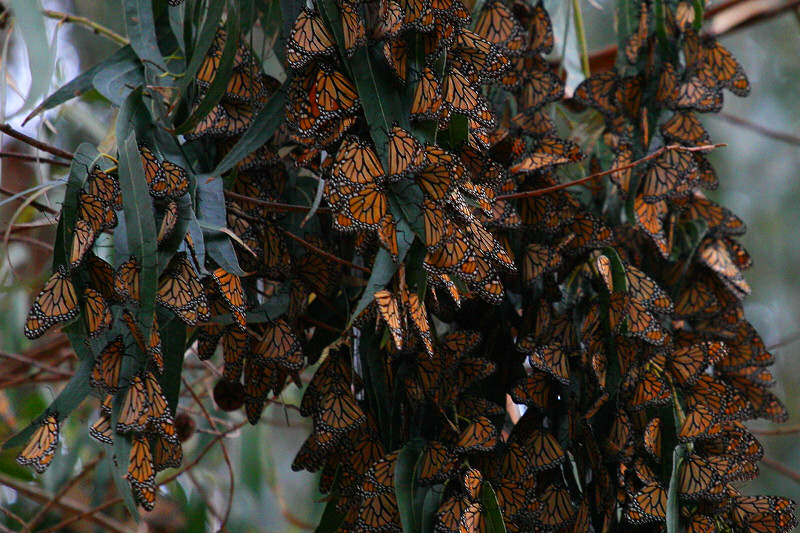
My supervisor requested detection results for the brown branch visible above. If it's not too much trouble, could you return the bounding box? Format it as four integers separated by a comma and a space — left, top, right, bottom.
0, 186, 59, 215
709, 112, 800, 147
40, 421, 248, 533
224, 190, 331, 215
752, 425, 800, 437
761, 455, 800, 484
42, 9, 129, 46
0, 124, 74, 160
0, 151, 70, 167
0, 473, 134, 533
299, 314, 342, 334
182, 377, 236, 530
706, 0, 800, 35
0, 350, 74, 378
26, 455, 103, 530
497, 144, 725, 200
7, 235, 54, 251
279, 227, 371, 274
7, 219, 59, 233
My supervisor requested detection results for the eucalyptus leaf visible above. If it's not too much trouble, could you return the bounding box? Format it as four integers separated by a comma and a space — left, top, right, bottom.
24, 45, 137, 124
124, 0, 167, 71
195, 174, 245, 275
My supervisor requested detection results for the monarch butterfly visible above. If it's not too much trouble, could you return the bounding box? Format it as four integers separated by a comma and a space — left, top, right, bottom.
417, 441, 459, 485
161, 159, 189, 199
374, 290, 403, 350
441, 67, 494, 128
624, 1, 649, 64
91, 336, 124, 393
660, 111, 710, 146
685, 191, 746, 236
115, 256, 141, 306
643, 417, 662, 459
84, 288, 112, 338
313, 387, 366, 436
730, 495, 797, 532
383, 37, 408, 83
157, 253, 208, 325
138, 144, 168, 198
410, 67, 442, 122
398, 0, 434, 31
625, 482, 667, 524
573, 70, 619, 118
116, 373, 150, 434
523, 0, 554, 55
533, 485, 577, 530
251, 318, 303, 370
455, 416, 498, 452
128, 434, 156, 510
333, 136, 385, 186
153, 433, 183, 472
402, 289, 433, 356
286, 8, 335, 71
25, 265, 79, 339
157, 201, 179, 246
624, 263, 674, 312
508, 137, 582, 174
436, 496, 470, 533
523, 430, 566, 472
642, 149, 698, 202
16, 413, 59, 474
89, 407, 113, 445
85, 166, 122, 210
69, 219, 96, 270
668, 342, 726, 387
474, 0, 525, 56
79, 191, 118, 232
340, 2, 366, 56
452, 30, 508, 80
633, 194, 670, 258
679, 453, 726, 500
686, 31, 750, 97
356, 493, 400, 532
221, 327, 249, 383
83, 253, 118, 303
209, 267, 246, 331
386, 125, 424, 180
187, 99, 255, 140
525, 344, 570, 385
122, 310, 164, 374
630, 367, 671, 411
310, 64, 360, 118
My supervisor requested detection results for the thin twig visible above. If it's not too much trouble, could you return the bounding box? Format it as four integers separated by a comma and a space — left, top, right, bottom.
752, 425, 800, 437
224, 190, 331, 215
761, 455, 800, 484
7, 219, 59, 232
709, 112, 800, 147
0, 186, 59, 215
182, 377, 236, 531
279, 227, 371, 274
42, 9, 129, 46
26, 455, 103, 530
0, 505, 28, 533
7, 235, 54, 250
767, 331, 800, 351
0, 150, 70, 167
0, 473, 134, 533
0, 124, 74, 160
40, 421, 248, 533
497, 143, 725, 200
0, 350, 73, 377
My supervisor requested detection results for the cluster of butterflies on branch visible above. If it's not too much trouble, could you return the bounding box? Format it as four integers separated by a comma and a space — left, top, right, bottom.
11, 0, 797, 531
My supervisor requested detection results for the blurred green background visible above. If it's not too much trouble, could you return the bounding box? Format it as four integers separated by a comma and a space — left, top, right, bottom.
0, 0, 798, 531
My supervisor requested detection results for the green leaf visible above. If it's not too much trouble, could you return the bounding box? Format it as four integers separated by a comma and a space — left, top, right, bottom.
420, 486, 441, 533
480, 483, 508, 533
315, 496, 346, 533
92, 51, 145, 106
8, 0, 55, 115
23, 45, 137, 124
666, 445, 685, 533
195, 174, 245, 275
124, 0, 167, 71
173, 1, 241, 135
159, 315, 187, 414
348, 243, 410, 328
211, 84, 288, 177
173, 0, 226, 103
396, 441, 423, 533
2, 336, 93, 450
116, 90, 159, 343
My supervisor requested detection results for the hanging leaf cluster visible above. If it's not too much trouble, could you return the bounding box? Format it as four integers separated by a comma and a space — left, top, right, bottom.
5, 0, 797, 531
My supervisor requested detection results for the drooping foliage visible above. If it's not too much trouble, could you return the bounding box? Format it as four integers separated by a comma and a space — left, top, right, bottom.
5, 0, 796, 531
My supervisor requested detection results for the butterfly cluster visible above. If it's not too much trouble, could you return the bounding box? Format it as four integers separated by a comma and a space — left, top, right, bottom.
11, 0, 796, 529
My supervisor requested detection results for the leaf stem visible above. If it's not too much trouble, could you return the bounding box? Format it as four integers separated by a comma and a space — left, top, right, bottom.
572, 0, 591, 78
42, 9, 129, 46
